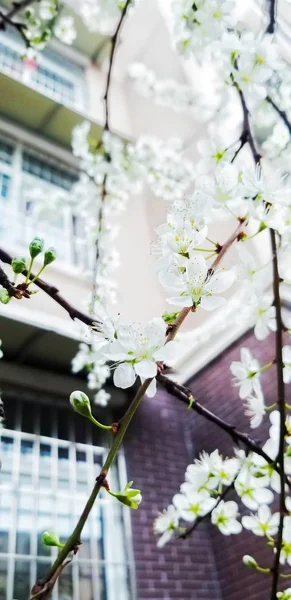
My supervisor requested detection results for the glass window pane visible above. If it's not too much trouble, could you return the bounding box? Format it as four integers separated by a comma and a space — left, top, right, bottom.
0, 559, 7, 600
13, 560, 30, 600
59, 565, 73, 600
79, 564, 94, 600
0, 531, 8, 553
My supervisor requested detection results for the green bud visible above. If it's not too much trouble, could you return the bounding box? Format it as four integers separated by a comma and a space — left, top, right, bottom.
41, 530, 64, 548
242, 555, 257, 569
11, 257, 27, 274
29, 237, 44, 259
44, 247, 56, 267
70, 390, 93, 419
0, 289, 11, 304
107, 481, 142, 510
162, 311, 180, 324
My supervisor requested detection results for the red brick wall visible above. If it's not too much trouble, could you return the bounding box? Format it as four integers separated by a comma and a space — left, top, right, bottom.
124, 390, 222, 600
124, 329, 290, 599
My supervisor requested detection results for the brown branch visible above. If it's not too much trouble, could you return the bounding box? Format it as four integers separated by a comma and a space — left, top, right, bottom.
265, 0, 277, 34
0, 248, 101, 329
266, 96, 291, 136
0, 0, 35, 38
90, 0, 132, 310
234, 81, 262, 164
157, 374, 280, 468
270, 228, 287, 600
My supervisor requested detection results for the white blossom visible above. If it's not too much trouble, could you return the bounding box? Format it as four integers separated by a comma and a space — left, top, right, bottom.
283, 346, 291, 384
230, 347, 261, 399
160, 255, 236, 310
54, 16, 77, 45
242, 504, 279, 537
173, 489, 217, 522
211, 500, 242, 535
154, 505, 179, 547
244, 386, 266, 429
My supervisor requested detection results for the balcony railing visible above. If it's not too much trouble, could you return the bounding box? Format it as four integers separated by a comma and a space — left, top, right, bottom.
0, 32, 85, 110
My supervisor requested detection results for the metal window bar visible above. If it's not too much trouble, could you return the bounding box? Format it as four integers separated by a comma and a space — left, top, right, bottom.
0, 33, 85, 109
0, 395, 134, 600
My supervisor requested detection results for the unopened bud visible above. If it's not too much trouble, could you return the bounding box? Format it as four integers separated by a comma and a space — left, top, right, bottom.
108, 481, 142, 510
11, 257, 27, 274
70, 391, 92, 419
0, 289, 10, 304
29, 237, 44, 259
162, 311, 180, 324
44, 247, 56, 267
242, 555, 257, 569
41, 530, 64, 548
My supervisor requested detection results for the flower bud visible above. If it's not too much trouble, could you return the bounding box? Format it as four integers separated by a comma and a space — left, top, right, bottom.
11, 257, 27, 274
0, 289, 10, 304
41, 530, 64, 548
162, 311, 180, 324
29, 237, 44, 259
242, 555, 257, 569
70, 390, 93, 419
43, 247, 56, 267
108, 481, 142, 510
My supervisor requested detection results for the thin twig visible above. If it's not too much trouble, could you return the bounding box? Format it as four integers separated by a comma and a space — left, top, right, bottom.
0, 248, 100, 329
157, 374, 280, 469
266, 96, 291, 136
265, 0, 277, 34
0, 0, 35, 32
269, 228, 287, 600
90, 0, 132, 312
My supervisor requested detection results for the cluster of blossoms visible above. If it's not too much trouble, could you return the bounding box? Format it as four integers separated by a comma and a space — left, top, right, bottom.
128, 63, 216, 119
154, 413, 291, 556
23, 2, 76, 50
74, 316, 178, 400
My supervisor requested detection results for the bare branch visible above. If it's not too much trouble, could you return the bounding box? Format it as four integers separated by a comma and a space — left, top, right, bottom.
265, 0, 277, 34
266, 95, 291, 136
0, 248, 100, 329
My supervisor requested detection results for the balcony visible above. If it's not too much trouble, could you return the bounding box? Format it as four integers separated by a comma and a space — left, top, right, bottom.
0, 30, 102, 148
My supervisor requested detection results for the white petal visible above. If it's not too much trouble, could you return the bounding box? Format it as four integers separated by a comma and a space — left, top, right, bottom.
134, 360, 157, 379
205, 269, 236, 294
145, 378, 157, 397
200, 295, 226, 311
153, 341, 179, 362
113, 363, 136, 389
167, 295, 193, 307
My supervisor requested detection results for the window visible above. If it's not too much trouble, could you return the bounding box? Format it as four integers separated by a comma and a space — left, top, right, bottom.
0, 31, 85, 110
0, 395, 134, 600
22, 151, 78, 191
0, 134, 92, 272
0, 173, 11, 200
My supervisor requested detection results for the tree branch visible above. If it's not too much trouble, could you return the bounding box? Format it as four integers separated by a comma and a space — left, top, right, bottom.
0, 248, 100, 329
157, 374, 279, 469
265, 0, 277, 34
90, 0, 132, 311
266, 95, 291, 136
269, 228, 287, 600
0, 0, 35, 33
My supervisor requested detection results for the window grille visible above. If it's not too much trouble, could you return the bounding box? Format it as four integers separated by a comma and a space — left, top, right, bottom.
0, 394, 134, 600
0, 32, 85, 110
22, 151, 78, 191
0, 140, 14, 166
0, 173, 11, 200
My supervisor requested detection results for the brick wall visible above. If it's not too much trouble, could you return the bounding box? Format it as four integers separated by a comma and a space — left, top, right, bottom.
124, 329, 290, 600
187, 329, 290, 600
124, 389, 222, 600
